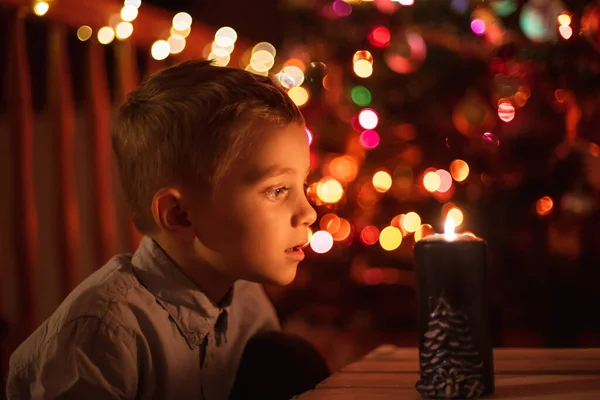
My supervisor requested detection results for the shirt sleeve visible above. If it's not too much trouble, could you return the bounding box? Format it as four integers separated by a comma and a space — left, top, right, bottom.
7, 316, 138, 400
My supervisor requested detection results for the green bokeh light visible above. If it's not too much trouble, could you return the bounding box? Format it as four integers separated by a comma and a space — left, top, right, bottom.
351, 86, 372, 106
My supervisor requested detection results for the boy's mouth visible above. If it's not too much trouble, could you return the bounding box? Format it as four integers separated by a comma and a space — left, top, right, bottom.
285, 246, 301, 252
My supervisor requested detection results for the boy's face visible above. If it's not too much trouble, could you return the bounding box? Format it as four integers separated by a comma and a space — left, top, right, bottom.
188, 122, 317, 286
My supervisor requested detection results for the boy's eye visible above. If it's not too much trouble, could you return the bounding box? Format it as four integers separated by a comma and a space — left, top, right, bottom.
267, 186, 289, 200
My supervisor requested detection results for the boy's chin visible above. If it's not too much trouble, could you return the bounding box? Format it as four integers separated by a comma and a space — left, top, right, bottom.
256, 266, 298, 286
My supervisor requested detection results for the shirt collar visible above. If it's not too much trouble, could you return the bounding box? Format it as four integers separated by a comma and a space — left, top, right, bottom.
131, 236, 233, 349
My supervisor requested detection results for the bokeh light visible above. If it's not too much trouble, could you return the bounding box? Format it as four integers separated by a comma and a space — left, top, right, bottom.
329, 155, 359, 183
536, 196, 554, 216
310, 230, 334, 254
447, 208, 464, 226
558, 13, 571, 26
116, 22, 134, 40
168, 35, 186, 54
498, 101, 515, 122
215, 26, 238, 48
173, 12, 193, 31
124, 0, 141, 8
33, 1, 49, 16
121, 5, 138, 22
77, 26, 93, 42
253, 42, 276, 57
353, 59, 373, 78
471, 19, 486, 35
288, 87, 309, 107
360, 225, 380, 245
332, 0, 352, 17
379, 226, 402, 251
450, 159, 470, 182
402, 212, 421, 233
250, 50, 275, 72
317, 177, 344, 203
320, 213, 341, 234
435, 169, 453, 193
332, 218, 351, 241
359, 130, 380, 149
358, 108, 379, 129
368, 26, 391, 48
414, 224, 435, 242
351, 86, 372, 106
282, 65, 304, 87
559, 25, 572, 40
210, 48, 231, 67
98, 27, 116, 45
372, 170, 392, 193
423, 171, 441, 192
151, 40, 170, 60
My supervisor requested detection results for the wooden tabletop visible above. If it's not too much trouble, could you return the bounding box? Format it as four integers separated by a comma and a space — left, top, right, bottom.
295, 345, 600, 399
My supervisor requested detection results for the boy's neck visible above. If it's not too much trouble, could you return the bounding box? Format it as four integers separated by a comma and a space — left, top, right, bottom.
153, 236, 234, 305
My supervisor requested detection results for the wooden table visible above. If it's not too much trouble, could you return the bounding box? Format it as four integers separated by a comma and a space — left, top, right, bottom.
296, 345, 600, 399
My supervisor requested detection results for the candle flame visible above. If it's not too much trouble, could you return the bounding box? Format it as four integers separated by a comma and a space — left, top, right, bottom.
445, 216, 456, 240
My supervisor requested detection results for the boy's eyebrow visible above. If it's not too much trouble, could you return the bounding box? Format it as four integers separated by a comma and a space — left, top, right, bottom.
245, 165, 311, 183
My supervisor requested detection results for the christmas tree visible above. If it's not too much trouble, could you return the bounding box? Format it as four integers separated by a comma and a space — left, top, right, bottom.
416, 297, 486, 398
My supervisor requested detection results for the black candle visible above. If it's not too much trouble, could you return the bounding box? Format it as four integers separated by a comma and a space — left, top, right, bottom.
413, 220, 494, 398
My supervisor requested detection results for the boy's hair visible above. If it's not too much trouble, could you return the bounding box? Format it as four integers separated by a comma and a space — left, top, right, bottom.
112, 59, 304, 234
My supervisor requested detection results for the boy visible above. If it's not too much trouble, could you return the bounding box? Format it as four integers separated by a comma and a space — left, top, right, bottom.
7, 59, 317, 399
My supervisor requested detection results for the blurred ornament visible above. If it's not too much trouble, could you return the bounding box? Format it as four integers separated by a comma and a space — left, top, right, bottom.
482, 132, 500, 149
385, 29, 427, 74
581, 2, 600, 52
519, 0, 564, 42
452, 91, 495, 139
490, 0, 518, 17
305, 61, 329, 85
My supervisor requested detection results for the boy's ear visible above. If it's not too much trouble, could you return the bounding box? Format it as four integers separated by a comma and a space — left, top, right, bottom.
151, 188, 192, 232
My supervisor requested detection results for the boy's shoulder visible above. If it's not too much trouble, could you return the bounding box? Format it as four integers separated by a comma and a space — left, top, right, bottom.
10, 254, 151, 367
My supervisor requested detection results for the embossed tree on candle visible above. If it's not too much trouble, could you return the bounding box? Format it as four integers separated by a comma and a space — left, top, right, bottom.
416, 296, 485, 398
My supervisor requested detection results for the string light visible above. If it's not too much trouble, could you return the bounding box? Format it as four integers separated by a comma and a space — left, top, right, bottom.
33, 1, 50, 16
77, 26, 93, 42
97, 26, 116, 45
116, 22, 134, 40
151, 40, 170, 60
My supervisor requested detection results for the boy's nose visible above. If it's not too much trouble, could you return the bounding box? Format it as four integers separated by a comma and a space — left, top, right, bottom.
294, 197, 317, 227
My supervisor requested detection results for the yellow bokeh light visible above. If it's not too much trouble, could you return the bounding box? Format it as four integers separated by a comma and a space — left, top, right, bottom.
372, 170, 392, 193
288, 87, 309, 107
282, 65, 305, 87
252, 42, 276, 57
121, 5, 138, 22
329, 155, 358, 183
168, 34, 186, 54
353, 59, 373, 78
447, 208, 464, 226
317, 178, 344, 203
423, 171, 441, 192
171, 26, 191, 38
212, 41, 235, 55
250, 50, 275, 72
151, 40, 170, 60
557, 13, 571, 26
402, 212, 421, 233
450, 159, 470, 182
332, 218, 351, 241
215, 26, 238, 47
77, 26, 93, 42
310, 230, 334, 254
116, 22, 134, 40
209, 48, 231, 67
379, 226, 402, 251
33, 1, 49, 16
353, 50, 374, 65
414, 224, 435, 242
173, 12, 192, 31
245, 64, 268, 76
97, 26, 116, 45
